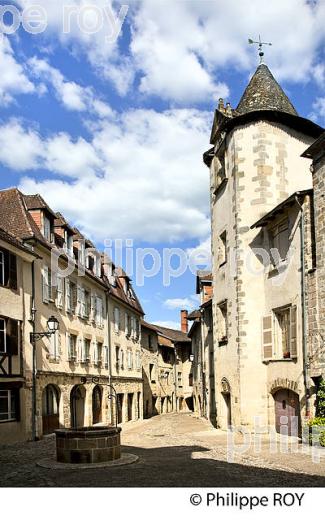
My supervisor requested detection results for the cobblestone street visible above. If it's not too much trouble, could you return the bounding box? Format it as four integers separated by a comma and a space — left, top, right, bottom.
1, 413, 325, 487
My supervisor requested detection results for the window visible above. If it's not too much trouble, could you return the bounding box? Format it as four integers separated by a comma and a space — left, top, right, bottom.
0, 248, 17, 290
189, 373, 193, 387
0, 318, 6, 354
84, 290, 91, 318
149, 363, 155, 382
84, 339, 91, 362
96, 342, 103, 365
114, 307, 120, 333
125, 313, 130, 336
65, 232, 74, 257
217, 300, 228, 344
127, 350, 133, 370
49, 332, 59, 360
271, 220, 289, 265
56, 276, 63, 308
212, 154, 227, 191
96, 297, 103, 327
65, 279, 71, 312
42, 266, 52, 303
148, 334, 153, 351
135, 319, 140, 340
104, 346, 109, 369
177, 372, 183, 387
76, 285, 83, 317
262, 306, 297, 360
43, 215, 51, 241
135, 351, 141, 370
219, 231, 227, 266
0, 389, 19, 422
115, 345, 120, 369
0, 318, 19, 356
130, 316, 135, 338
119, 349, 124, 370
78, 243, 86, 266
67, 334, 77, 361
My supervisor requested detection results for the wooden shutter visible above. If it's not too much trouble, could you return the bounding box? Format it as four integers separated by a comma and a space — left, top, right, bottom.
42, 267, 49, 303
6, 319, 19, 356
71, 284, 78, 312
9, 253, 17, 290
262, 315, 273, 360
290, 305, 298, 358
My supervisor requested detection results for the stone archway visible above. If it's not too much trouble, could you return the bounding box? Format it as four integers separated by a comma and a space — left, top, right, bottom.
92, 385, 103, 425
273, 388, 301, 436
70, 385, 86, 429
42, 384, 60, 435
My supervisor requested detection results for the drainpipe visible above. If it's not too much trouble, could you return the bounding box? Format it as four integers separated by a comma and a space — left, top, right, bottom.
295, 195, 310, 418
105, 291, 114, 425
174, 346, 178, 412
31, 260, 37, 441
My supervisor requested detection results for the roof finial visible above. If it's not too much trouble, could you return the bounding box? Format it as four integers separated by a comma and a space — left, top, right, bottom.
248, 35, 272, 64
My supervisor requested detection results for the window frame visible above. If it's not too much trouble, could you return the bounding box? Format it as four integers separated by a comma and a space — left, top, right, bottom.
0, 389, 19, 422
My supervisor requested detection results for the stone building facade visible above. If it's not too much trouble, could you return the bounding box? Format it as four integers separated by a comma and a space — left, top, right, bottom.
141, 317, 193, 418
302, 134, 325, 389
188, 272, 215, 425
0, 227, 37, 444
204, 63, 324, 433
0, 188, 144, 444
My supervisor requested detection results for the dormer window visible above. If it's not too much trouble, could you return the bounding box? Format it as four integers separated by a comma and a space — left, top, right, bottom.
79, 243, 85, 266
64, 232, 73, 256
43, 215, 51, 242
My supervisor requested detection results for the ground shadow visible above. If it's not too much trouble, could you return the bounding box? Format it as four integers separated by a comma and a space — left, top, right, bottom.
1, 441, 324, 487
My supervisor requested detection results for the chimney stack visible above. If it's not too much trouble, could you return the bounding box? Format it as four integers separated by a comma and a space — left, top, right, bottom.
181, 310, 188, 334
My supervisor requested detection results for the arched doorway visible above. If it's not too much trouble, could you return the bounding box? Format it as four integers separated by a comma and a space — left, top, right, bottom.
92, 385, 102, 425
70, 385, 86, 429
273, 389, 301, 436
42, 384, 60, 435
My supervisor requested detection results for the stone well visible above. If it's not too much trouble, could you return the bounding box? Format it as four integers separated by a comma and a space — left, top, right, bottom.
55, 426, 121, 464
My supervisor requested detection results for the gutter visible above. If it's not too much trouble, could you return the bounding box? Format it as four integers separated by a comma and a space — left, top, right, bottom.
295, 195, 310, 418
31, 260, 37, 441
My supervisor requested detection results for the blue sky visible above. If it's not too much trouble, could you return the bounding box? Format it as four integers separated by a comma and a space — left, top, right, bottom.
1, 0, 325, 328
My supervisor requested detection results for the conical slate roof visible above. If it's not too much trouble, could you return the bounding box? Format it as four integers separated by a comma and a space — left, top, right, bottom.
236, 64, 298, 116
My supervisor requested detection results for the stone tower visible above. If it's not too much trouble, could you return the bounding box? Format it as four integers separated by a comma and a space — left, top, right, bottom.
205, 63, 323, 431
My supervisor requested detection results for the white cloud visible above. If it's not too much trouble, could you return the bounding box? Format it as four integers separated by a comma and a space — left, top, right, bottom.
16, 108, 211, 243
28, 57, 113, 117
0, 119, 102, 178
153, 320, 181, 331
15, 0, 325, 104
164, 297, 198, 311
310, 97, 325, 124
17, 0, 134, 96
0, 37, 35, 105
0, 120, 42, 170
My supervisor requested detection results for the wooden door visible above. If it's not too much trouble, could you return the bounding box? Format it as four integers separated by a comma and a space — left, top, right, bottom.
274, 389, 300, 436
42, 385, 60, 435
127, 393, 133, 421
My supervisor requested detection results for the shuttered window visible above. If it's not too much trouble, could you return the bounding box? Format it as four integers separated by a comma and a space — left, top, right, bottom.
56, 276, 64, 308
290, 305, 298, 358
262, 315, 273, 360
0, 318, 19, 356
0, 248, 17, 290
114, 307, 120, 333
42, 266, 52, 303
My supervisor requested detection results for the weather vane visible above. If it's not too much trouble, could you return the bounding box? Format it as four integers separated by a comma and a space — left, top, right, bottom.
248, 35, 272, 63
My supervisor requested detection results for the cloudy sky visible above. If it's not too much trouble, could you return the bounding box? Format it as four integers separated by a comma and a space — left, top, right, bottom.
0, 0, 325, 328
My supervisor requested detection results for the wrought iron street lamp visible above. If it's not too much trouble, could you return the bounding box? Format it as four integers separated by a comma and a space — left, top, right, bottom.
30, 315, 59, 342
